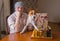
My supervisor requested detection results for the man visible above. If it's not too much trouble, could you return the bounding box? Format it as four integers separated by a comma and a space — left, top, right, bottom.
7, 1, 33, 34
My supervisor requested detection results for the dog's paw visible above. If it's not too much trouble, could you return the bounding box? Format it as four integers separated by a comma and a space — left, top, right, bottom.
20, 31, 24, 34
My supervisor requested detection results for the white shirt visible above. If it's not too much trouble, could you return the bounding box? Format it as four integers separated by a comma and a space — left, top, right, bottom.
7, 12, 27, 34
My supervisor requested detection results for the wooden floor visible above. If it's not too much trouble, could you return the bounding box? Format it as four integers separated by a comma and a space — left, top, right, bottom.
1, 22, 60, 41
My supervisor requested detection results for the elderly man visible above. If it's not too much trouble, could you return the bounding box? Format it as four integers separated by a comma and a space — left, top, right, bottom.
7, 1, 33, 34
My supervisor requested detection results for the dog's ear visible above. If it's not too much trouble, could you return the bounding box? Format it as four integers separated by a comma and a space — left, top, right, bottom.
28, 10, 34, 15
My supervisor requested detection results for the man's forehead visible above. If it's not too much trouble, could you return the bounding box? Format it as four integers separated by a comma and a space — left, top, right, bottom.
17, 6, 24, 8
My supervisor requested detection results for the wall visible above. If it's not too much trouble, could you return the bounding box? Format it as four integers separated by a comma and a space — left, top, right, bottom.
37, 0, 60, 22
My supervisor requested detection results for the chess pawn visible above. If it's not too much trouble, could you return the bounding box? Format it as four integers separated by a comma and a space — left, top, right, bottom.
37, 31, 40, 37
46, 29, 51, 37
37, 28, 40, 37
40, 31, 43, 37
31, 30, 35, 37
34, 29, 38, 37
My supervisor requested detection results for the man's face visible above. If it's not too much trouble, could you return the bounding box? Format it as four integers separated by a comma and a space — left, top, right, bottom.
15, 7, 24, 13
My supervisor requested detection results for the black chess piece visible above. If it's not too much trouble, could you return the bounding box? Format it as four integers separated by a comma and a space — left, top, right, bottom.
46, 29, 51, 37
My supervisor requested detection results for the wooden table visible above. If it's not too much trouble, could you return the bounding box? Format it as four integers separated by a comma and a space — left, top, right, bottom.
1, 31, 60, 41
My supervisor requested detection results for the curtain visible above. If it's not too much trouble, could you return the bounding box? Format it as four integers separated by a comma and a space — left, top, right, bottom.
0, 0, 4, 32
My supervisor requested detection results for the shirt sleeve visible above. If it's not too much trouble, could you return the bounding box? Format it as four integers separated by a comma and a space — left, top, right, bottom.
7, 16, 15, 34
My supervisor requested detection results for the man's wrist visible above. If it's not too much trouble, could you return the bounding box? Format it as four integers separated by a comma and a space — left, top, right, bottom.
15, 28, 19, 32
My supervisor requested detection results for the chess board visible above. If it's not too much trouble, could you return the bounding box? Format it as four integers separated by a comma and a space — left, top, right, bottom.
31, 26, 53, 39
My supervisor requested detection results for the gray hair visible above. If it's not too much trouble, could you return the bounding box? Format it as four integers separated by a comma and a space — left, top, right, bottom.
15, 1, 24, 8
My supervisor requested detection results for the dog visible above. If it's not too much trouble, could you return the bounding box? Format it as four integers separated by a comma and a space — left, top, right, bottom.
20, 10, 38, 34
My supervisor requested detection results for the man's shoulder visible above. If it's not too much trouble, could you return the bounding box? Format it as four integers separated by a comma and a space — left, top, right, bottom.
8, 12, 16, 20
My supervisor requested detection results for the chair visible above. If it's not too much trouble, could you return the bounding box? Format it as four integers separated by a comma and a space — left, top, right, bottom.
5, 15, 10, 34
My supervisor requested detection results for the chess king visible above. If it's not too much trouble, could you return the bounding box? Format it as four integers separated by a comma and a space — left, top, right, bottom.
20, 10, 38, 34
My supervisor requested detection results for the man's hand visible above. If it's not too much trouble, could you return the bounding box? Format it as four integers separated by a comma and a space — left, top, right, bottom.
16, 11, 22, 17
14, 11, 22, 32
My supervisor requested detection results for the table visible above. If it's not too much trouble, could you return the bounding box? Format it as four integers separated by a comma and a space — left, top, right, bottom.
1, 31, 60, 41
